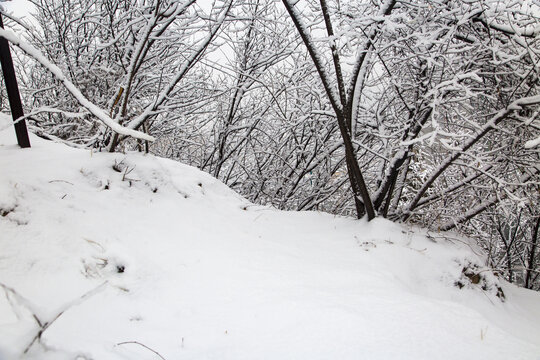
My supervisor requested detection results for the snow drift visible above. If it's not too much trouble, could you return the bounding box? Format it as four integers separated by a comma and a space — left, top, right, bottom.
1, 116, 540, 359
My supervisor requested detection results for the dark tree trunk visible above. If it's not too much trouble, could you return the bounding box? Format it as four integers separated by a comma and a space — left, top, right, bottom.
525, 216, 540, 289
0, 13, 30, 148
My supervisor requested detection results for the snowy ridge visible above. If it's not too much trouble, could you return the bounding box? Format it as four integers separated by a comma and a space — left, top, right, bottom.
1, 119, 540, 359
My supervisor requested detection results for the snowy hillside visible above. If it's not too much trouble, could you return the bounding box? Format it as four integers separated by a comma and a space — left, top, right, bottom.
1, 118, 540, 360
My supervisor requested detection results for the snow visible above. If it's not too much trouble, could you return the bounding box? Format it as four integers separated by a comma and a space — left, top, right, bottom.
1, 116, 540, 359
525, 135, 540, 149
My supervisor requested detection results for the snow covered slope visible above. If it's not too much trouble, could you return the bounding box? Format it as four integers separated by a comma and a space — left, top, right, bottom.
1, 117, 540, 359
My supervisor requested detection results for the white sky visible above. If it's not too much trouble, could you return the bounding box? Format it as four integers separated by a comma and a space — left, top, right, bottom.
0, 0, 34, 18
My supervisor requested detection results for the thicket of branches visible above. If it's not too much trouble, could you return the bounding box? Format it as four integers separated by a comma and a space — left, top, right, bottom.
1, 0, 539, 290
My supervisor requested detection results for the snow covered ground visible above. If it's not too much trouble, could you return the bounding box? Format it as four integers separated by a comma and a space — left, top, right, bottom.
1, 116, 540, 359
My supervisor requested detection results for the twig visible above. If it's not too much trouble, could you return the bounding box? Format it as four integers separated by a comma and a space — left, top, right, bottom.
84, 238, 105, 252
116, 341, 167, 360
0, 282, 40, 323
48, 180, 74, 185
122, 165, 136, 182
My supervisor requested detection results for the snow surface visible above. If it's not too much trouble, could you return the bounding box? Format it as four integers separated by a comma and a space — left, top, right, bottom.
1, 115, 540, 359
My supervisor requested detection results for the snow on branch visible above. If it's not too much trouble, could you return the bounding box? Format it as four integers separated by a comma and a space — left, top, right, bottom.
281, 0, 344, 115
474, 16, 540, 38
0, 27, 155, 142
406, 93, 540, 214
126, 0, 232, 132
516, 95, 540, 149
439, 169, 539, 231
525, 136, 540, 149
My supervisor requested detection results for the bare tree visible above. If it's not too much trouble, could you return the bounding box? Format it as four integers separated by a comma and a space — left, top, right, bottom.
5, 0, 232, 149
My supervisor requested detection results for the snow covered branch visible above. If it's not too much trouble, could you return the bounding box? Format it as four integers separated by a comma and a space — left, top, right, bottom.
0, 27, 155, 142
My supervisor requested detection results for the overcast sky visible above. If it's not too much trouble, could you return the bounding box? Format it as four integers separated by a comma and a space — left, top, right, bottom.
1, 0, 33, 17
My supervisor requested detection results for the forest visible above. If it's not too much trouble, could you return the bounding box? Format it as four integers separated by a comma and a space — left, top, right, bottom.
1, 0, 539, 290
